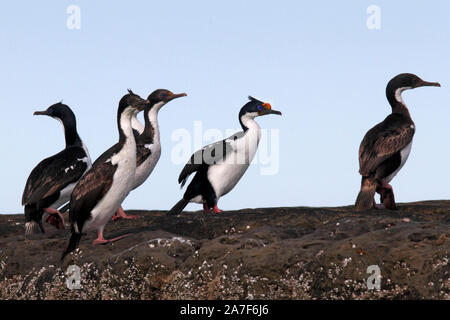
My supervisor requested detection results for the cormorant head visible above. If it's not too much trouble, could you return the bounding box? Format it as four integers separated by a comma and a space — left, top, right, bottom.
387, 73, 440, 105
34, 102, 76, 126
237, 96, 281, 131
147, 89, 187, 111
118, 89, 150, 116
239, 96, 282, 119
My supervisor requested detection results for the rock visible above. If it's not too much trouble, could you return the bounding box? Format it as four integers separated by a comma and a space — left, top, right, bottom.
408, 232, 436, 242
0, 200, 449, 299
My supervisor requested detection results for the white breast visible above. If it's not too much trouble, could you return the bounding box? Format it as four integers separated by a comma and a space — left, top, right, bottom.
206, 121, 261, 200
85, 113, 137, 231
383, 141, 413, 183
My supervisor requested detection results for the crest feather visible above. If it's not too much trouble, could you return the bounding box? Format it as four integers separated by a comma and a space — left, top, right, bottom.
248, 96, 263, 103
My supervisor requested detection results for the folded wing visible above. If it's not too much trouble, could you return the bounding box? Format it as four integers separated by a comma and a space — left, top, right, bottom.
69, 161, 117, 226
359, 114, 415, 176
22, 148, 89, 206
178, 132, 244, 187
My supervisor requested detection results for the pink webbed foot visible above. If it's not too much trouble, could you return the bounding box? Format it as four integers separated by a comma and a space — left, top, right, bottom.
44, 208, 65, 230
92, 233, 131, 245
112, 206, 138, 221
213, 205, 222, 214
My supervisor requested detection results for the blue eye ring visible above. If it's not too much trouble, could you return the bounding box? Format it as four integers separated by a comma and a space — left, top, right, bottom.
257, 105, 263, 110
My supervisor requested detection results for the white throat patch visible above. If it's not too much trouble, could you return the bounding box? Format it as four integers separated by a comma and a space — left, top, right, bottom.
240, 112, 259, 127
120, 107, 136, 139
394, 87, 412, 105
153, 101, 166, 111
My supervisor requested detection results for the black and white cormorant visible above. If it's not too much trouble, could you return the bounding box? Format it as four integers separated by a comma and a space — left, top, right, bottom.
111, 89, 187, 220
167, 96, 281, 216
62, 90, 149, 259
355, 73, 440, 211
22, 102, 91, 235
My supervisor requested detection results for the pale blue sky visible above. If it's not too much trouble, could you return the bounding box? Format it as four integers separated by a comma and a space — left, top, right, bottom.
1, 1, 449, 214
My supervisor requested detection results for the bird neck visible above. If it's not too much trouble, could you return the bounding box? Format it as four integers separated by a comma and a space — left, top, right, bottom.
239, 114, 261, 134
118, 109, 136, 145
386, 87, 412, 117
62, 120, 82, 148
141, 104, 163, 144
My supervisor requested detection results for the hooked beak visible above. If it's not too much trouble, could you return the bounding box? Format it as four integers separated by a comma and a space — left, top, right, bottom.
417, 80, 441, 88
33, 110, 50, 116
258, 102, 282, 116
135, 99, 150, 111
267, 109, 282, 116
164, 92, 187, 103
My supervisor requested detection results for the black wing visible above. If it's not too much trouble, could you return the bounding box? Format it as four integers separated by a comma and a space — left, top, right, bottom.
22, 146, 89, 205
136, 144, 152, 167
359, 114, 415, 176
69, 160, 117, 227
135, 133, 154, 167
133, 129, 141, 141
178, 132, 244, 187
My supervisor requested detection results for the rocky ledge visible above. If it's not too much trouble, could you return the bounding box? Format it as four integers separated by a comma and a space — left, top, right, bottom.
0, 201, 448, 299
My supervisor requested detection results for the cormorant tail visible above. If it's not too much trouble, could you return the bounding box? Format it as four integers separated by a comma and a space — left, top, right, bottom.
355, 176, 377, 211
24, 204, 44, 236
167, 198, 189, 216
61, 231, 82, 260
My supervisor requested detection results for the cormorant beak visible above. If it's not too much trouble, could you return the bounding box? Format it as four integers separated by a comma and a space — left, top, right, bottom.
417, 80, 441, 88
267, 109, 282, 115
33, 110, 50, 116
136, 100, 150, 111
164, 92, 187, 103
258, 103, 282, 116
